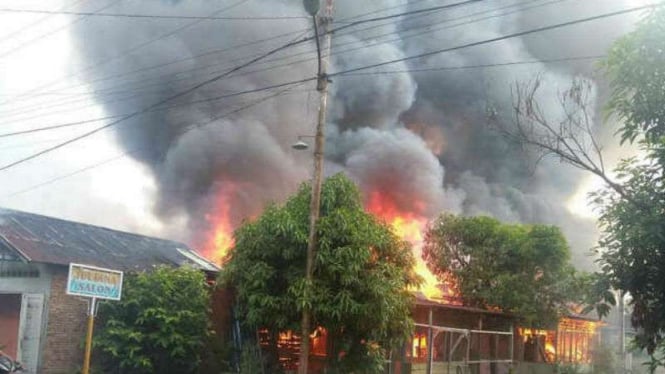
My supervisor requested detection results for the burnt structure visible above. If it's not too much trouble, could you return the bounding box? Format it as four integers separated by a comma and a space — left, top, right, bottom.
250, 294, 601, 374
396, 296, 602, 374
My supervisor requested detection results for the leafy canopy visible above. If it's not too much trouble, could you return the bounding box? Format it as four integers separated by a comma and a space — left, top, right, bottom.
222, 173, 420, 372
423, 213, 589, 328
94, 266, 212, 374
603, 8, 665, 144
594, 7, 665, 359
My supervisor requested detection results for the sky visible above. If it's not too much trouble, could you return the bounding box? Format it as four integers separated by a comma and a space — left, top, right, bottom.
0, 0, 651, 266
0, 0, 165, 235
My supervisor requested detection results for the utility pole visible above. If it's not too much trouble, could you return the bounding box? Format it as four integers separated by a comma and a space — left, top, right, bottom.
299, 0, 334, 373
619, 290, 626, 372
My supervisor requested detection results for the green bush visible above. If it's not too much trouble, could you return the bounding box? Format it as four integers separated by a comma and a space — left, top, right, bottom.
94, 266, 212, 374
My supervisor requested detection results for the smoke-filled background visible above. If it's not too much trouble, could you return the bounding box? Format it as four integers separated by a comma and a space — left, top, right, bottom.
3, 0, 647, 268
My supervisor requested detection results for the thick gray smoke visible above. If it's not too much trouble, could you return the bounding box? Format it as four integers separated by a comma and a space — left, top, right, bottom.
71, 0, 643, 267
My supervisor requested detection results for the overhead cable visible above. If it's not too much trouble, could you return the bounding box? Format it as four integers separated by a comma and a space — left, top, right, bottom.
0, 8, 309, 20
1, 2, 648, 172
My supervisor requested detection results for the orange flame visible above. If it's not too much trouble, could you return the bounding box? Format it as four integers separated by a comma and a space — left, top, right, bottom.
201, 189, 235, 265
365, 191, 446, 300
200, 184, 459, 304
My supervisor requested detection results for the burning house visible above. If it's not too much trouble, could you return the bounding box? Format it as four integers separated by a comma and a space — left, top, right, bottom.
242, 292, 601, 373
0, 208, 218, 374
402, 294, 517, 374
18, 0, 631, 372
61, 0, 642, 274
219, 195, 603, 373
522, 315, 602, 365
396, 298, 601, 374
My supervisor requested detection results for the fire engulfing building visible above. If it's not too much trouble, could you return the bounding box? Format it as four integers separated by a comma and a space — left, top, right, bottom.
400, 295, 602, 374
249, 293, 602, 374
0, 208, 218, 374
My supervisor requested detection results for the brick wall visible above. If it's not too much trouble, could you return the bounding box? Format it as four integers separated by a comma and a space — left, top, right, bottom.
41, 268, 87, 374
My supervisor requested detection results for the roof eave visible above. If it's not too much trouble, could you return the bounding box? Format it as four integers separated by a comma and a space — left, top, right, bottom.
0, 233, 32, 262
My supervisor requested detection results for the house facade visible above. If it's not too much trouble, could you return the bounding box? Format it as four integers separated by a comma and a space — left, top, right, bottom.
247, 293, 602, 374
0, 208, 218, 374
395, 295, 602, 374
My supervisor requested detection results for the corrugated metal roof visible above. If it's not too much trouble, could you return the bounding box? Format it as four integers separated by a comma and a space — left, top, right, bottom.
0, 207, 219, 272
413, 292, 515, 318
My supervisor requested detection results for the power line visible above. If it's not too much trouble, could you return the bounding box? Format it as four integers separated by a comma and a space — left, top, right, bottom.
5, 0, 635, 171
0, 30, 312, 121
0, 0, 251, 106
0, 77, 315, 133
0, 0, 623, 137
26, 28, 316, 98
0, 3, 656, 194
326, 0, 482, 35
0, 22, 324, 171
329, 3, 660, 78
0, 0, 121, 59
0, 137, 70, 151
0, 0, 88, 45
1, 0, 495, 119
0, 27, 311, 127
335, 55, 606, 76
340, 0, 431, 21
0, 28, 313, 114
0, 0, 481, 108
0, 0, 582, 129
0, 0, 486, 129
0, 117, 117, 138
121, 0, 497, 89
0, 87, 316, 137
0, 1, 651, 180
3, 151, 135, 198
0, 8, 309, 20
0, 54, 606, 139
2, 84, 308, 198
204, 0, 562, 87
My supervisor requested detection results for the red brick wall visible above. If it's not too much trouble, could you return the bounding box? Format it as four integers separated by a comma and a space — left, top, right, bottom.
41, 269, 87, 374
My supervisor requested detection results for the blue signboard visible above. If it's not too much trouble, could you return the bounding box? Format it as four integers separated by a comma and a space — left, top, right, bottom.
66, 263, 123, 301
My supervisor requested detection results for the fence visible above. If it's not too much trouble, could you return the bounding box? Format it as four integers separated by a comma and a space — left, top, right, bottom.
396, 323, 514, 374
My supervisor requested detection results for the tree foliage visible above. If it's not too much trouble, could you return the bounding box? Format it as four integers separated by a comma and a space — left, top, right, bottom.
221, 173, 420, 373
603, 8, 665, 144
591, 8, 665, 358
423, 213, 590, 328
94, 266, 212, 374
496, 6, 665, 364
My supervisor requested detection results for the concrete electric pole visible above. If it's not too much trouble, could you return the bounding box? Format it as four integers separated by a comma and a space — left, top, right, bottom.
299, 0, 334, 373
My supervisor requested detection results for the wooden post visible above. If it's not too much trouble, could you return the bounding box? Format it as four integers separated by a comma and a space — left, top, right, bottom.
427, 307, 434, 374
82, 297, 96, 374
509, 323, 514, 368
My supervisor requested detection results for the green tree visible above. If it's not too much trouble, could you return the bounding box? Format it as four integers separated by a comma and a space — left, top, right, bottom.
603, 8, 665, 145
493, 7, 664, 365
94, 266, 212, 374
422, 213, 585, 328
221, 173, 420, 373
591, 7, 665, 360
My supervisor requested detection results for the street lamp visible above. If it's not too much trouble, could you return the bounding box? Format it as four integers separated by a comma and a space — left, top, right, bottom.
292, 135, 315, 150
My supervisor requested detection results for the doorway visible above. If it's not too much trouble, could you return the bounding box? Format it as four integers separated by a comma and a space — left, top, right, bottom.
0, 294, 21, 358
